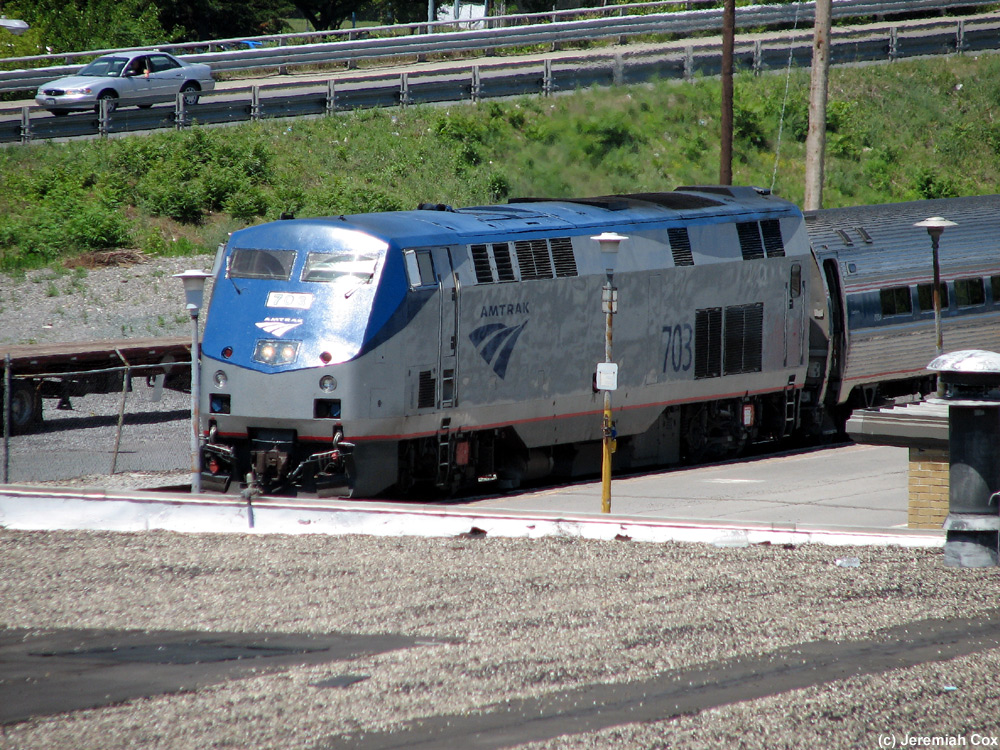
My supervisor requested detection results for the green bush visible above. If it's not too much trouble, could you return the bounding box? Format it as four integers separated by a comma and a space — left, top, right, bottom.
223, 187, 269, 223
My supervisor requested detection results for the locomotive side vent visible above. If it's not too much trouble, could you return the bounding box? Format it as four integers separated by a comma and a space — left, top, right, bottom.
736, 222, 765, 261
724, 303, 764, 375
694, 307, 722, 379
550, 237, 578, 277
418, 370, 436, 409
470, 244, 495, 284
761, 219, 785, 257
668, 227, 694, 267
514, 239, 554, 280
493, 242, 517, 282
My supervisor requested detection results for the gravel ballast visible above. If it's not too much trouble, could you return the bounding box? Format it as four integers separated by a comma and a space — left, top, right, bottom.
1, 530, 999, 749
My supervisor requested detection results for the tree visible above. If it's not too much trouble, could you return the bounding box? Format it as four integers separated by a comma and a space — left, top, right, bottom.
288, 0, 428, 31
5, 0, 168, 54
156, 0, 294, 42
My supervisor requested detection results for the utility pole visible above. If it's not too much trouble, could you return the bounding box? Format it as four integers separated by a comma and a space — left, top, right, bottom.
719, 0, 735, 185
804, 0, 831, 210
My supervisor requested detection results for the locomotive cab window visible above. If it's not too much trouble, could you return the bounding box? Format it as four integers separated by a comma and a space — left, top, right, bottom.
404, 248, 437, 289
301, 250, 380, 284
229, 248, 296, 280
879, 286, 912, 317
790, 263, 802, 299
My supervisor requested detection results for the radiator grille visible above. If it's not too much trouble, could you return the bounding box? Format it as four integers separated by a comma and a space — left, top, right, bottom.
694, 308, 722, 379
668, 227, 694, 266
736, 222, 765, 261
761, 219, 785, 257
418, 370, 436, 409
493, 243, 516, 282
549, 237, 578, 277
724, 303, 764, 375
470, 244, 494, 283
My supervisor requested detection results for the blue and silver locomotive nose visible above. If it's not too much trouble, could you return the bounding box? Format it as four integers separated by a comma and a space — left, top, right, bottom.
198, 219, 407, 496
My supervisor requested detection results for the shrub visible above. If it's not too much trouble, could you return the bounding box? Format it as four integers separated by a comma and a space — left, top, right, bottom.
223, 187, 269, 223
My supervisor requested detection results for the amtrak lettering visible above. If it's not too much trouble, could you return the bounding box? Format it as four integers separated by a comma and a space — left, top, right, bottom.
480, 302, 530, 318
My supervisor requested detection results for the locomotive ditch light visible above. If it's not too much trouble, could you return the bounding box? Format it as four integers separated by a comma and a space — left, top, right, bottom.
253, 339, 301, 366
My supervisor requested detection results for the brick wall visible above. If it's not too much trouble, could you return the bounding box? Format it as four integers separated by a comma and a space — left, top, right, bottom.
908, 446, 950, 529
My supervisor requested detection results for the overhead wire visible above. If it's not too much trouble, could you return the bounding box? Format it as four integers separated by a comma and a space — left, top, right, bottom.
770, 1, 804, 194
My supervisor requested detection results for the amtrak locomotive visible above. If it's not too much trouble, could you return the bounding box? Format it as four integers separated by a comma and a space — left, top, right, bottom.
197, 188, 1000, 498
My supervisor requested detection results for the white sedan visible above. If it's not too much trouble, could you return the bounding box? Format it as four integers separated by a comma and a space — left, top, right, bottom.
35, 51, 215, 116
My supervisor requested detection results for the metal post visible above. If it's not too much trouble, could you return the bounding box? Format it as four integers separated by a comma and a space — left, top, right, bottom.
98, 97, 111, 139
592, 232, 625, 515
915, 217, 957, 398
2, 354, 10, 484
251, 86, 262, 121
189, 310, 202, 493
174, 270, 211, 495
175, 91, 187, 130
326, 79, 337, 115
110, 349, 130, 475
931, 232, 943, 358
602, 272, 614, 514
400, 73, 410, 106
20, 105, 31, 145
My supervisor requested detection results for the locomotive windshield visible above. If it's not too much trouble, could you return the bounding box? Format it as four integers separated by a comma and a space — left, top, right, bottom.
229, 248, 296, 280
301, 250, 381, 283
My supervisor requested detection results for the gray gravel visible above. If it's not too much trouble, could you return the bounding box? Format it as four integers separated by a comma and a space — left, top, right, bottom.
0, 253, 215, 347
0, 531, 998, 749
1, 254, 214, 487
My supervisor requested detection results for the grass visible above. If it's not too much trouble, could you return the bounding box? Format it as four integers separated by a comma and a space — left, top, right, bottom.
1, 52, 999, 272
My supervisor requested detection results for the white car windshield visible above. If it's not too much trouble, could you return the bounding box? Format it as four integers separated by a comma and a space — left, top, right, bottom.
77, 57, 128, 77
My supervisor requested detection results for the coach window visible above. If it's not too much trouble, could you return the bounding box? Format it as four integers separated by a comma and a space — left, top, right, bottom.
879, 286, 912, 317
991, 275, 1000, 303
917, 283, 948, 313
955, 277, 986, 308
403, 248, 437, 289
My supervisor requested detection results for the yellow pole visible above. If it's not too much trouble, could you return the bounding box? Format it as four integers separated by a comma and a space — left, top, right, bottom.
601, 281, 614, 514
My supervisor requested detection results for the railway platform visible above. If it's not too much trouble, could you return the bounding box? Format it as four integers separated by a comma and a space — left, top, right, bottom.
0, 443, 939, 548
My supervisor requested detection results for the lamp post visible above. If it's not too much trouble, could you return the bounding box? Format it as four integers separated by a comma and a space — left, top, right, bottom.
174, 270, 212, 494
592, 232, 626, 514
914, 217, 956, 397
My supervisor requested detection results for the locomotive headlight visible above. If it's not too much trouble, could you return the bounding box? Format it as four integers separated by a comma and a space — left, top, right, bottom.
252, 339, 301, 365
320, 375, 337, 392
213, 370, 228, 388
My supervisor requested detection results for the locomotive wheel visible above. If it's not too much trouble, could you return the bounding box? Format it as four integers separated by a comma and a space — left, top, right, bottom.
8, 380, 41, 435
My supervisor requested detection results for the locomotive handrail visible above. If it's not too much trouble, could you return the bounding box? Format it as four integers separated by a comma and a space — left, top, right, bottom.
0, 0, 993, 93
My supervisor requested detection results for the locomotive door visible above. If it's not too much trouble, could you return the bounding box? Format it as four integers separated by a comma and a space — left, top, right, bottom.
784, 262, 805, 367
435, 246, 460, 408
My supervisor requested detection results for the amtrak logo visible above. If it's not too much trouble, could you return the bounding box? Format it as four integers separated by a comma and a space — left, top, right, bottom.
255, 318, 303, 337
469, 321, 527, 379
